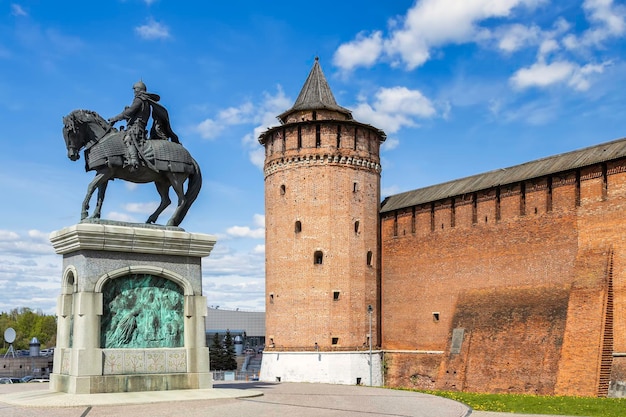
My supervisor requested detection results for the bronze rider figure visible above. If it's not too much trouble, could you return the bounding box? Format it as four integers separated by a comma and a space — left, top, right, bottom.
108, 81, 179, 171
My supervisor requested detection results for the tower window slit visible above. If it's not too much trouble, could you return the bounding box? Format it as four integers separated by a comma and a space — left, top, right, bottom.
393, 212, 398, 237
315, 124, 321, 148
430, 203, 435, 232
336, 125, 341, 148
314, 251, 323, 265
547, 177, 553, 212
297, 126, 302, 149
575, 170, 581, 207
602, 163, 608, 200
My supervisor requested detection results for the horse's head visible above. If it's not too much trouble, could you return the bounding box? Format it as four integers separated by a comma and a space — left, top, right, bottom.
62, 111, 83, 161
62, 109, 112, 161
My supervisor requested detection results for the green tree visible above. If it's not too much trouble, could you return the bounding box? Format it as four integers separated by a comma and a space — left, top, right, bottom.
222, 330, 238, 371
209, 332, 224, 370
0, 308, 57, 354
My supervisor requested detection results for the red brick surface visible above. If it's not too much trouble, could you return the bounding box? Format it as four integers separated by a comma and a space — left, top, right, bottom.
263, 111, 383, 351
261, 85, 626, 396
382, 161, 626, 396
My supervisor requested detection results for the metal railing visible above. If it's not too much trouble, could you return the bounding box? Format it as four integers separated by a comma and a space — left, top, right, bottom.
212, 370, 259, 381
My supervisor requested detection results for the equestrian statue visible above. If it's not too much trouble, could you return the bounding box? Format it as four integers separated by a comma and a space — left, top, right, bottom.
62, 81, 202, 227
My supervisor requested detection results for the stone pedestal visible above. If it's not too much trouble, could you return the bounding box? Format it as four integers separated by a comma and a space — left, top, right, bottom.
48, 222, 217, 394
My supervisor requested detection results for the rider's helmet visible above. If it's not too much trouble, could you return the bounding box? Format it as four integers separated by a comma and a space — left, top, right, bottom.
133, 80, 147, 92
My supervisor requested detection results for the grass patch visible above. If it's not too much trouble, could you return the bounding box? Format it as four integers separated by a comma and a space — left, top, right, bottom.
409, 390, 626, 417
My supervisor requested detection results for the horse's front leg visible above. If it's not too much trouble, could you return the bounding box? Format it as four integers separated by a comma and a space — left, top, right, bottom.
82, 172, 107, 220
92, 181, 109, 219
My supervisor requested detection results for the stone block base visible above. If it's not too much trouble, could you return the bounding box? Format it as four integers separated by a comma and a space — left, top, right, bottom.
50, 372, 212, 394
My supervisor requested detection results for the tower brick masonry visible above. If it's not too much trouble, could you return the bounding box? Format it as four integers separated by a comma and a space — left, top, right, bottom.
260, 59, 384, 352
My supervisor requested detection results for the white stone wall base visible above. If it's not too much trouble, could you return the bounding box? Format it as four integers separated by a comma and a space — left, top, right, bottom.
260, 351, 383, 386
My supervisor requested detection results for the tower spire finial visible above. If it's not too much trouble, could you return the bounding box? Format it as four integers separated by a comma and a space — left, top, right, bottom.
277, 57, 352, 123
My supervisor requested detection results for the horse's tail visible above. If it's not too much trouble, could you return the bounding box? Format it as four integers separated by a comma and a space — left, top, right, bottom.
176, 158, 202, 225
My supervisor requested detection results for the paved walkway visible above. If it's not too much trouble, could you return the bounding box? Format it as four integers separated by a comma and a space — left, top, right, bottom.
0, 381, 579, 417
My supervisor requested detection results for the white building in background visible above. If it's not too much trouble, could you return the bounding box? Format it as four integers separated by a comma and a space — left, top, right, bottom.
205, 307, 266, 350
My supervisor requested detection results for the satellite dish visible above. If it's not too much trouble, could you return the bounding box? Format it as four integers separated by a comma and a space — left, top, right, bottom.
4, 327, 16, 344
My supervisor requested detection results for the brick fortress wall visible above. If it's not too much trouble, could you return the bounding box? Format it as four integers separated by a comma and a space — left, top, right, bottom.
381, 158, 626, 396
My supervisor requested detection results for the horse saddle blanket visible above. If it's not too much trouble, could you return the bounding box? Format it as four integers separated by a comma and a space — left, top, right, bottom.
85, 132, 194, 174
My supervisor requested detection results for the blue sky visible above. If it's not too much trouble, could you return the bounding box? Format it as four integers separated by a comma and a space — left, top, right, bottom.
1, 0, 625, 314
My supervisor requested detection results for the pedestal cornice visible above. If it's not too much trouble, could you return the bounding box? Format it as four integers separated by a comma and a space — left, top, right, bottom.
49, 222, 217, 258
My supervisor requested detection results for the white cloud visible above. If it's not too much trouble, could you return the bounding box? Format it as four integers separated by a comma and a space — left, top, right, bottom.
196, 86, 290, 168
201, 242, 265, 310
381, 137, 399, 152
568, 61, 610, 90
27, 230, 52, 244
333, 0, 617, 95
352, 86, 435, 134
538, 39, 559, 58
333, 31, 384, 70
195, 102, 255, 140
195, 118, 222, 140
510, 59, 610, 91
510, 60, 575, 89
0, 230, 53, 256
492, 17, 568, 56
226, 225, 265, 239
0, 230, 61, 313
0, 230, 20, 240
221, 214, 266, 240
124, 202, 159, 214
248, 146, 266, 170
252, 214, 265, 228
135, 19, 170, 40
106, 211, 139, 223
335, 0, 543, 71
497, 24, 541, 52
11, 4, 27, 16
575, 0, 626, 47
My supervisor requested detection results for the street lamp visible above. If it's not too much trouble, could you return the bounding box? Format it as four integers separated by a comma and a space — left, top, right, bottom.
367, 304, 373, 386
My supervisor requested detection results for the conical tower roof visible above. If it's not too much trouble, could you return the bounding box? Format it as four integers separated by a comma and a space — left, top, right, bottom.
278, 57, 352, 123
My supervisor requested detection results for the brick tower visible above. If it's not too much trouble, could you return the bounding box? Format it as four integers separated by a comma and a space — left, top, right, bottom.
258, 58, 386, 385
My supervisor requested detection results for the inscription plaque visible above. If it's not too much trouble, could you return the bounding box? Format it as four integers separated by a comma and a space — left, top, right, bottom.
450, 328, 465, 354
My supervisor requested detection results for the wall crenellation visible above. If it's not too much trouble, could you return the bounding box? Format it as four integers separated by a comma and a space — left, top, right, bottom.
383, 162, 619, 237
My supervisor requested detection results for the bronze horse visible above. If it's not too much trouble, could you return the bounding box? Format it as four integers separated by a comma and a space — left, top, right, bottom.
62, 109, 202, 227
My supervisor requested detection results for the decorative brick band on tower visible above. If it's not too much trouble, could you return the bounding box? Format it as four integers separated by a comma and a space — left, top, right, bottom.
259, 59, 385, 385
